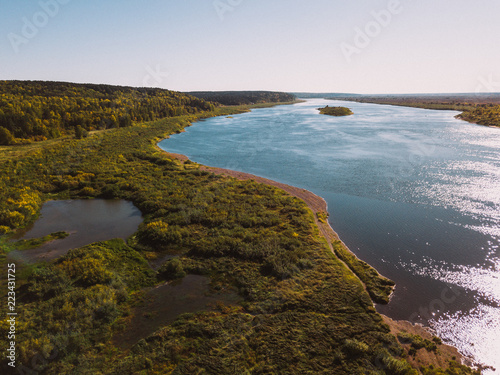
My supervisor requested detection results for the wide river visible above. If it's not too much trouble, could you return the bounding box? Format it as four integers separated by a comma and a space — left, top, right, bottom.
159, 99, 500, 372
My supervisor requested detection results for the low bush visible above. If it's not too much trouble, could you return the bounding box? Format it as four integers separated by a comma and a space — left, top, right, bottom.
158, 258, 186, 280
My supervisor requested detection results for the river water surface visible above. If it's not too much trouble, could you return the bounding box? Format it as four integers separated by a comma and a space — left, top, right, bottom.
159, 99, 500, 372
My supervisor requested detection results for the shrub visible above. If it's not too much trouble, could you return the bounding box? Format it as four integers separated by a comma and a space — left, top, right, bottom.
59, 258, 114, 287
397, 332, 438, 353
79, 186, 97, 196
262, 254, 300, 279
158, 258, 186, 280
2, 210, 25, 227
75, 125, 88, 139
26, 266, 72, 299
316, 211, 329, 223
343, 338, 369, 356
381, 355, 417, 375
137, 220, 182, 247
0, 126, 15, 145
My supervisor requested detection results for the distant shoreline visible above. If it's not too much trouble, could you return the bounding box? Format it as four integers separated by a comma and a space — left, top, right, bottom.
329, 96, 500, 128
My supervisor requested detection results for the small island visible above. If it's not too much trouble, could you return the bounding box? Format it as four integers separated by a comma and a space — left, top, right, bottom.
318, 105, 353, 116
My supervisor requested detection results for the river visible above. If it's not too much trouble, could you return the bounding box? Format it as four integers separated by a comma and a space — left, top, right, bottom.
158, 99, 500, 372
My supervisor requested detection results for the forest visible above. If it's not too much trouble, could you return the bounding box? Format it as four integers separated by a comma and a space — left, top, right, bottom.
0, 82, 479, 374
187, 91, 296, 106
0, 81, 215, 144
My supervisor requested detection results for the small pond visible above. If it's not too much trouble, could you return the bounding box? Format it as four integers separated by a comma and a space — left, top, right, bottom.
9, 199, 143, 262
113, 275, 241, 349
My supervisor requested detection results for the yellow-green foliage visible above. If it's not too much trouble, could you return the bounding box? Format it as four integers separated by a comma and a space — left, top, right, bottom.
0, 80, 216, 143
421, 361, 480, 375
457, 104, 500, 127
137, 219, 183, 247
343, 338, 370, 355
397, 332, 439, 354
333, 240, 395, 304
0, 239, 154, 372
317, 210, 329, 223
0, 186, 42, 229
318, 105, 353, 116
58, 239, 155, 290
59, 257, 114, 287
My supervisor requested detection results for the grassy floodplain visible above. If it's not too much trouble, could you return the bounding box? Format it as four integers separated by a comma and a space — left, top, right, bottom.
0, 85, 479, 374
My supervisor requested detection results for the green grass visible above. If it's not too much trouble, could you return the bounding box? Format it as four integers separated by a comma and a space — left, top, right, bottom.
332, 240, 395, 304
11, 231, 69, 251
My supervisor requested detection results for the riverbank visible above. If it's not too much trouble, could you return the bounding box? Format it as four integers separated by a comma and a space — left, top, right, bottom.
157, 145, 394, 304
161, 148, 474, 371
382, 316, 479, 370
199, 164, 395, 302
330, 96, 500, 128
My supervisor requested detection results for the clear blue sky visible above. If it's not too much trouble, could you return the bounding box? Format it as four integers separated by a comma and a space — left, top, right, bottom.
1, 0, 499, 94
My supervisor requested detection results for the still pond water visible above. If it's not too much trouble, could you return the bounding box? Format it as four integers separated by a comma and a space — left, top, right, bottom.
159, 99, 500, 372
10, 199, 143, 262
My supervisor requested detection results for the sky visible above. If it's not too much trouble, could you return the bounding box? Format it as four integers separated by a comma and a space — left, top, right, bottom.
0, 0, 499, 94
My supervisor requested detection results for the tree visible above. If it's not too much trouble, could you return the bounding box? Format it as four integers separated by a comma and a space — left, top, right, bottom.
0, 126, 15, 145
74, 125, 88, 139
119, 115, 132, 128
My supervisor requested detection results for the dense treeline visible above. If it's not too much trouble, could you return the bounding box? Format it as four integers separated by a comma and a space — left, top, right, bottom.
0, 106, 478, 373
187, 91, 296, 105
0, 81, 215, 144
456, 104, 500, 127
